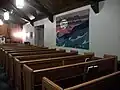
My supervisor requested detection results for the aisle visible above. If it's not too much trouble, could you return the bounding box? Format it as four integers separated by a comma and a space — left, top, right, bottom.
0, 65, 12, 90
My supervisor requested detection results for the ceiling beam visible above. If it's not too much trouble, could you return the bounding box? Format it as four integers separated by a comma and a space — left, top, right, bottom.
54, 0, 104, 15
8, 1, 35, 25
10, 3, 30, 21
27, 0, 54, 22
90, 0, 105, 13
32, 15, 46, 22
1, 8, 28, 25
54, 0, 89, 15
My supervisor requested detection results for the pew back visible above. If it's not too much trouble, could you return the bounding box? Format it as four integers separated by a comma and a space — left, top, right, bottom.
42, 57, 117, 90
42, 71, 120, 90
14, 52, 77, 90
65, 71, 120, 90
6, 50, 66, 83
25, 54, 94, 70
24, 57, 116, 90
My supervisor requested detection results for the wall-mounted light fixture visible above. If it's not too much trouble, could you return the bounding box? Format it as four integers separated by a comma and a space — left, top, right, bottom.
4, 11, 9, 20
16, 0, 24, 9
0, 19, 3, 25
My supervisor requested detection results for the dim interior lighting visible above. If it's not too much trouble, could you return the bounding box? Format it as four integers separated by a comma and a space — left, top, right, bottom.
0, 19, 3, 25
29, 15, 35, 20
26, 32, 30, 38
16, 0, 24, 9
10, 10, 13, 14
4, 11, 9, 20
13, 31, 30, 40
13, 32, 26, 39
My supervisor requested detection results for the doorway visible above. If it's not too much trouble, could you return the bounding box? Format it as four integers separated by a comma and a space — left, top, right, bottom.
35, 25, 44, 46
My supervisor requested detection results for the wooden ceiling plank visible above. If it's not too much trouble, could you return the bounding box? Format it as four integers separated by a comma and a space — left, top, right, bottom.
27, 0, 54, 22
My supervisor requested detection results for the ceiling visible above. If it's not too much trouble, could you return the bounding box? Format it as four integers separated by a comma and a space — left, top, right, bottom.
0, 0, 104, 26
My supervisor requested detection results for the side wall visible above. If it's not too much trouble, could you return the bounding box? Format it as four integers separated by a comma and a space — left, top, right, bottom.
23, 0, 120, 59
23, 23, 35, 45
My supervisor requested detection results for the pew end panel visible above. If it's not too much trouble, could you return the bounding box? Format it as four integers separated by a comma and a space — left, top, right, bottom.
7, 54, 15, 86
104, 54, 118, 71
70, 50, 78, 54
42, 77, 63, 90
84, 52, 102, 61
84, 52, 95, 57
14, 58, 23, 90
23, 64, 34, 90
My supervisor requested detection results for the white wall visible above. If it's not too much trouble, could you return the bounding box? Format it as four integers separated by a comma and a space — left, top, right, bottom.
25, 0, 120, 59
34, 18, 56, 48
23, 23, 35, 45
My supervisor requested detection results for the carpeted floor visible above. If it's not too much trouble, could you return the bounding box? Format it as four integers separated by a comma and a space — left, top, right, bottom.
0, 65, 12, 90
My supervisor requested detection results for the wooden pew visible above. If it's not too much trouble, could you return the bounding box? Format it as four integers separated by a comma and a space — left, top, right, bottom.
0, 44, 48, 64
0, 45, 48, 54
0, 48, 56, 67
6, 50, 65, 81
0, 43, 23, 47
42, 71, 120, 90
12, 53, 97, 90
0, 43, 46, 49
22, 54, 98, 90
70, 50, 78, 54
0, 43, 45, 47
0, 47, 55, 70
0, 48, 57, 85
5, 50, 65, 81
2, 47, 49, 52
13, 52, 77, 90
0, 46, 47, 51
118, 61, 120, 70
23, 57, 117, 90
23, 54, 96, 71
5, 49, 58, 68
84, 52, 102, 61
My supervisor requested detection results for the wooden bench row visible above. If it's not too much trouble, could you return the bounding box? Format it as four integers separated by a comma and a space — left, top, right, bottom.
0, 44, 77, 90
23, 56, 117, 90
16, 54, 96, 90
0, 44, 118, 90
43, 70, 120, 90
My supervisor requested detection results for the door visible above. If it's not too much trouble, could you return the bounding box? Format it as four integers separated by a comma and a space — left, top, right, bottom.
35, 25, 44, 46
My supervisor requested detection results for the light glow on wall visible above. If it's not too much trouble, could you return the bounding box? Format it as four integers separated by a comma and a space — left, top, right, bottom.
4, 11, 9, 20
13, 30, 30, 42
26, 32, 30, 38
0, 19, 3, 25
13, 32, 25, 38
16, 0, 24, 9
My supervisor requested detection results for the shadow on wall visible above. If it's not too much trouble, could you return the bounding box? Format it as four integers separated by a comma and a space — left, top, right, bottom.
99, 1, 105, 12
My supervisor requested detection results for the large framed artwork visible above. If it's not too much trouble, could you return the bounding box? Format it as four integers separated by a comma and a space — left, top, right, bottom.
56, 9, 89, 50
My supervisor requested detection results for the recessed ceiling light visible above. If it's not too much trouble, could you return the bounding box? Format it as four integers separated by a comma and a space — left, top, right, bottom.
29, 15, 35, 20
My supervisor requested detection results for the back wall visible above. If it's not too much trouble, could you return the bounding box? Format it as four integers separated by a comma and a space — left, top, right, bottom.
24, 0, 120, 60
